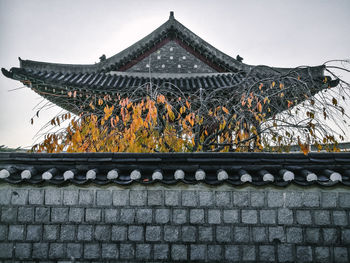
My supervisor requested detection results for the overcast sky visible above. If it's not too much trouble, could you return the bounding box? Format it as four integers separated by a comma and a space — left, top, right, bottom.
1, 0, 349, 148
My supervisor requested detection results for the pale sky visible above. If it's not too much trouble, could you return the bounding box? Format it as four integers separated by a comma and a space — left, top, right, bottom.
1, 0, 349, 148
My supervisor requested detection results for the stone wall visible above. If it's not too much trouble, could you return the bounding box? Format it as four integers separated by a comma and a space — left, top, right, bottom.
0, 184, 349, 262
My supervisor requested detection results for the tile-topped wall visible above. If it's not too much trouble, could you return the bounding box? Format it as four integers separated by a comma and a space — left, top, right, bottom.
0, 185, 349, 262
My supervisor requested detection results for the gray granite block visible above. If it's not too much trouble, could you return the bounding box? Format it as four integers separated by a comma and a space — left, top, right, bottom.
145, 226, 161, 241
164, 226, 180, 242
43, 225, 59, 241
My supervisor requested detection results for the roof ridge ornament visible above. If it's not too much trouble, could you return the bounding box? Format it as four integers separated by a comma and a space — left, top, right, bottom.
169, 11, 174, 19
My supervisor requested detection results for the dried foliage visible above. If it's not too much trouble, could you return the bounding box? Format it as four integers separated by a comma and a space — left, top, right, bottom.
30, 60, 350, 153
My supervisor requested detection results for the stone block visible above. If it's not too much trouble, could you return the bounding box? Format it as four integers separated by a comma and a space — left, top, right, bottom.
225, 245, 240, 261
171, 244, 187, 261
79, 189, 94, 205
51, 207, 68, 222
0, 189, 11, 205
321, 192, 337, 207
285, 191, 302, 207
208, 209, 221, 224
260, 209, 276, 224
314, 210, 330, 225
45, 189, 61, 205
128, 225, 144, 241
267, 191, 284, 207
112, 190, 129, 206
342, 229, 350, 244
120, 208, 135, 224
102, 243, 118, 259
251, 192, 265, 207
95, 225, 111, 241
208, 245, 222, 261
199, 191, 214, 206
173, 209, 187, 224
339, 192, 350, 208
286, 227, 302, 243
66, 243, 82, 259
333, 210, 347, 226
111, 226, 127, 241
43, 225, 58, 241
35, 207, 49, 222
136, 244, 151, 260
15, 243, 31, 259
0, 225, 7, 241
11, 189, 28, 205
136, 208, 152, 223
305, 228, 320, 243
85, 208, 101, 222
296, 210, 312, 225
68, 207, 84, 222
32, 243, 48, 258
215, 191, 231, 207
216, 226, 231, 242
323, 228, 339, 244
120, 244, 135, 259
18, 207, 33, 222
0, 242, 13, 258
190, 209, 204, 224
104, 208, 119, 223
234, 226, 249, 242
277, 244, 293, 262
182, 226, 196, 242
8, 225, 24, 240
233, 191, 249, 207
96, 190, 112, 206
190, 244, 206, 260
146, 226, 161, 241
278, 208, 293, 225
242, 245, 256, 261
334, 247, 349, 262
165, 190, 180, 206
130, 190, 147, 206
259, 245, 274, 262
269, 226, 285, 243
60, 225, 75, 241
49, 243, 65, 259
182, 190, 197, 206
303, 192, 319, 207
252, 227, 267, 242
155, 208, 170, 224
315, 246, 330, 262
154, 244, 169, 260
223, 209, 239, 223
148, 190, 163, 206
63, 190, 78, 205
242, 210, 257, 224
296, 246, 312, 262
28, 189, 44, 205
164, 226, 180, 241
77, 225, 93, 241
1, 207, 17, 222
84, 243, 100, 259
199, 226, 213, 242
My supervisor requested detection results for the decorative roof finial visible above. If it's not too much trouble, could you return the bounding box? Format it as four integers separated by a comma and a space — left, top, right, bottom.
170, 11, 174, 19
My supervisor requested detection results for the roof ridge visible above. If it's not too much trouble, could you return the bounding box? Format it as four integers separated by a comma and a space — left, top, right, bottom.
16, 12, 248, 74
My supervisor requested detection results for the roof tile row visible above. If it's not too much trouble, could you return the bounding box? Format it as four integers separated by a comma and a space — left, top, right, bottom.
0, 153, 349, 187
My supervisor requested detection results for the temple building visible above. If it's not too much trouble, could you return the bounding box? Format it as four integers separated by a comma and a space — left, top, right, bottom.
2, 12, 338, 116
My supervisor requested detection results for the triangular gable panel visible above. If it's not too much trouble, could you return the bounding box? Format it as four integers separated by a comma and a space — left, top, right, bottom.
125, 40, 217, 73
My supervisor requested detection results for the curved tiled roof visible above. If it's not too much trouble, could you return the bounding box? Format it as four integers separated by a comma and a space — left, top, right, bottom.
0, 152, 349, 187
15, 12, 246, 74
1, 12, 339, 116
